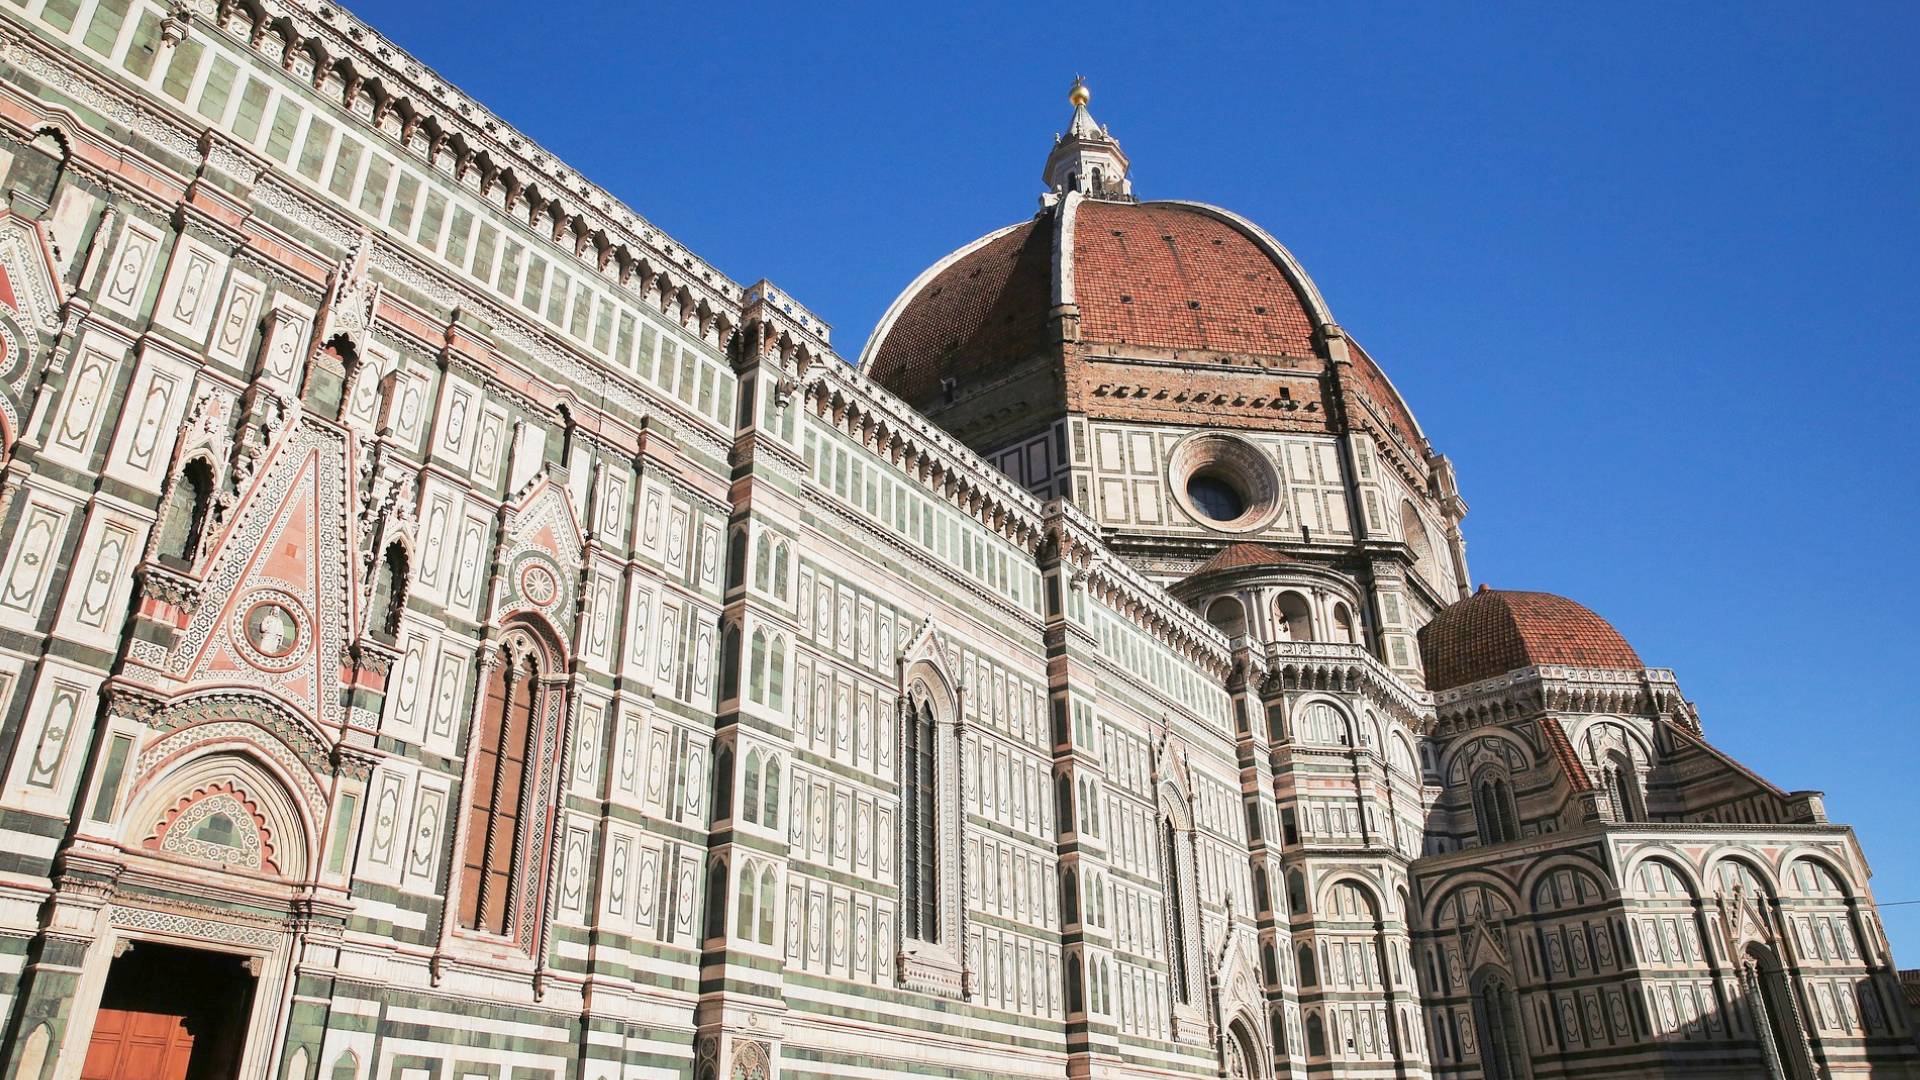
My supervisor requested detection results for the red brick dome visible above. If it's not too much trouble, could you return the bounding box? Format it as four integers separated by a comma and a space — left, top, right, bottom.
858, 198, 1425, 450
1418, 588, 1644, 691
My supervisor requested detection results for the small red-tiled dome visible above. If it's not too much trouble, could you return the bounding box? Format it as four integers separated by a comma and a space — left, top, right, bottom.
1418, 587, 1644, 691
1186, 542, 1298, 580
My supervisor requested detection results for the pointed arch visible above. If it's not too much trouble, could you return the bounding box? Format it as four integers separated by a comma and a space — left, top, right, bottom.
752, 533, 771, 591
768, 634, 786, 710
1224, 1014, 1264, 1079
369, 541, 409, 640
129, 749, 311, 881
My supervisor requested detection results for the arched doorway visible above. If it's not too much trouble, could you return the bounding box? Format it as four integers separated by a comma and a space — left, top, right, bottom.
1223, 1016, 1262, 1080
1745, 943, 1813, 1080
80, 942, 257, 1080
1470, 967, 1530, 1080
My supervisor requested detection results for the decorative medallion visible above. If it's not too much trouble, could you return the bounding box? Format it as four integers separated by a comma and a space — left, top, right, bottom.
520, 562, 559, 607
232, 591, 310, 671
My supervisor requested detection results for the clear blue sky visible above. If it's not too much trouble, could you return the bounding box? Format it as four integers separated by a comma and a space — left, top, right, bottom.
347, 2, 1920, 956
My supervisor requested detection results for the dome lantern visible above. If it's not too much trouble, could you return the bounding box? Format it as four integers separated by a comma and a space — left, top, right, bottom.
1045, 76, 1132, 200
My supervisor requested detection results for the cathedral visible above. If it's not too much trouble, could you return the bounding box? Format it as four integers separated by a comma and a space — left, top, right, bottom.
0, 3, 1909, 1080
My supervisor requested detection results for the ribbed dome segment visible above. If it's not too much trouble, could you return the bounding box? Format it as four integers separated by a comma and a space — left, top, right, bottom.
864, 218, 1054, 406
1071, 201, 1318, 356
1418, 588, 1644, 691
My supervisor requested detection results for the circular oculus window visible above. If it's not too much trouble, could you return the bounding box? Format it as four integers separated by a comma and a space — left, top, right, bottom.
1168, 433, 1280, 533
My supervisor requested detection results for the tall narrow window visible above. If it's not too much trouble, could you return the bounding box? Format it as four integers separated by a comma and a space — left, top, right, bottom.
748, 630, 767, 703
460, 650, 539, 936
1161, 817, 1191, 1002
705, 861, 728, 940
739, 749, 758, 823
762, 756, 782, 830
769, 636, 786, 709
757, 865, 776, 943
736, 861, 758, 939
714, 746, 735, 821
904, 696, 939, 942
156, 457, 214, 566
1474, 774, 1520, 845
720, 626, 741, 701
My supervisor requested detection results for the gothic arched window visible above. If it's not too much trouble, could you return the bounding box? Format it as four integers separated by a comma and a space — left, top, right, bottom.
740, 749, 760, 823
748, 629, 768, 703
721, 625, 742, 701
705, 860, 728, 940
1607, 751, 1642, 823
459, 640, 548, 937
1158, 787, 1203, 1007
903, 693, 939, 942
1473, 773, 1520, 845
772, 541, 790, 599
768, 635, 786, 710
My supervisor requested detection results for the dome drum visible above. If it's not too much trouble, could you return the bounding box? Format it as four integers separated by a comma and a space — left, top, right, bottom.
1168, 543, 1369, 647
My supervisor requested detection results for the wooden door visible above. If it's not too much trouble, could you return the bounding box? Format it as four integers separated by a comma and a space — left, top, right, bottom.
80, 1005, 196, 1080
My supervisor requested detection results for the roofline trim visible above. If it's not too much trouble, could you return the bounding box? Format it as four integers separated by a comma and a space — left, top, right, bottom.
1147, 200, 1337, 328
1347, 338, 1432, 444
856, 218, 1035, 373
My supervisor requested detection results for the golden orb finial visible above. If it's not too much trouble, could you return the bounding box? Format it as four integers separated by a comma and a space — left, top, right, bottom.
1069, 75, 1090, 107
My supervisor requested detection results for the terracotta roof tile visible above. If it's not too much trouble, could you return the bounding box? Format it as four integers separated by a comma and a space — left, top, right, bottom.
1186, 542, 1297, 580
1418, 587, 1643, 691
1539, 716, 1594, 792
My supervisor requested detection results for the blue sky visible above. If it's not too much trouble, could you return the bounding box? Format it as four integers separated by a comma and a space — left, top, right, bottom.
348, 2, 1920, 955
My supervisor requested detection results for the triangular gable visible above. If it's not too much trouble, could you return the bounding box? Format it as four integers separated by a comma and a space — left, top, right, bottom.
490, 474, 585, 650
160, 423, 353, 740
501, 472, 585, 570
